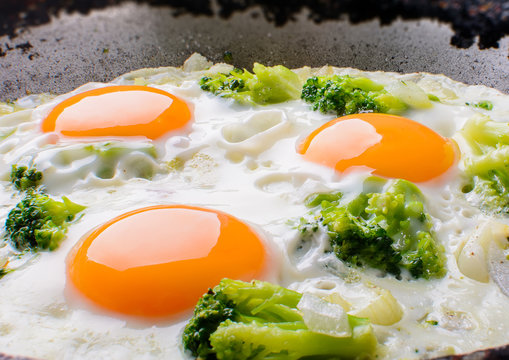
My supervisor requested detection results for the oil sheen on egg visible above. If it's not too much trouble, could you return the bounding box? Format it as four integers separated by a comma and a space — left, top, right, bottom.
0, 54, 508, 360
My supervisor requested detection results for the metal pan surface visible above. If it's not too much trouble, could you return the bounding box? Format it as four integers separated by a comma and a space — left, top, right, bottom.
0, 0, 508, 100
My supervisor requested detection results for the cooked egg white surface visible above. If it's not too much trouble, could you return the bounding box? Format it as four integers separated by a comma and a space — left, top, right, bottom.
0, 54, 508, 359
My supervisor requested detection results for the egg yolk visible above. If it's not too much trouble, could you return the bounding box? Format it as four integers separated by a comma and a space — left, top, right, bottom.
66, 205, 267, 319
298, 113, 456, 182
42, 85, 191, 140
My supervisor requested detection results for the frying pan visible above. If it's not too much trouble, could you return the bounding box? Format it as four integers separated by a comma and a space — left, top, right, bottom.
0, 1, 508, 359
0, 0, 508, 100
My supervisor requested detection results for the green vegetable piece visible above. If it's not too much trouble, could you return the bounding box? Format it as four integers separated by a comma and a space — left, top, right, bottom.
199, 63, 301, 105
466, 100, 493, 111
182, 279, 377, 360
323, 207, 403, 277
0, 268, 10, 279
304, 191, 342, 208
223, 51, 233, 63
427, 94, 440, 102
459, 115, 509, 215
4, 192, 86, 251
349, 77, 384, 92
460, 115, 509, 155
300, 179, 446, 279
301, 75, 406, 116
387, 81, 433, 109
10, 165, 43, 191
477, 100, 494, 110
83, 143, 158, 179
250, 63, 302, 104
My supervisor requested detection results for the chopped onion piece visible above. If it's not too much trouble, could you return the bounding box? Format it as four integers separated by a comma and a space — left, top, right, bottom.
489, 223, 509, 297
457, 220, 509, 285
351, 286, 403, 326
387, 80, 433, 109
324, 292, 352, 312
297, 292, 352, 338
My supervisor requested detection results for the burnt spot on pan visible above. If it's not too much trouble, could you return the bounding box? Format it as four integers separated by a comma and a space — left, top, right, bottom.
434, 345, 509, 360
217, 0, 509, 49
0, 0, 507, 49
0, 0, 212, 38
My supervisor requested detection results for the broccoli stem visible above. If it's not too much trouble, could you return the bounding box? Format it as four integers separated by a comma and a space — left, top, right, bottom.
211, 316, 376, 360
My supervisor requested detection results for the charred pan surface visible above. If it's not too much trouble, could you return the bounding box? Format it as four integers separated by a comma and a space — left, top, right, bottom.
435, 345, 509, 360
217, 0, 509, 49
0, 0, 507, 49
0, 343, 508, 359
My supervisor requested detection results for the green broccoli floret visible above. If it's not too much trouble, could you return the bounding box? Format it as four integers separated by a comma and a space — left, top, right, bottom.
459, 115, 509, 215
183, 279, 377, 360
199, 63, 302, 105
323, 207, 403, 277
301, 75, 406, 116
10, 165, 43, 191
300, 178, 446, 279
5, 191, 85, 251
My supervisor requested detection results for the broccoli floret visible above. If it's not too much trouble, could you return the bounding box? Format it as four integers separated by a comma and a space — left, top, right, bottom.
5, 191, 85, 251
323, 207, 403, 277
199, 63, 302, 105
183, 279, 377, 360
301, 75, 406, 116
10, 165, 43, 191
459, 115, 509, 215
182, 287, 235, 358
300, 178, 446, 279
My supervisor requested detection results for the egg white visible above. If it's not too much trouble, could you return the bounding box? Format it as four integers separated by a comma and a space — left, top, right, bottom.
0, 53, 508, 359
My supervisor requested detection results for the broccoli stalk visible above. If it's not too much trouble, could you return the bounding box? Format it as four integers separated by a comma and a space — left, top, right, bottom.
459, 115, 509, 215
5, 192, 85, 251
183, 279, 377, 360
301, 75, 406, 116
460, 115, 509, 155
199, 63, 302, 105
300, 178, 446, 279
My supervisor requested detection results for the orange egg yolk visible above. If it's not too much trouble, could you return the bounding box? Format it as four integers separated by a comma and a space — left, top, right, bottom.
42, 85, 192, 140
66, 205, 267, 319
298, 113, 456, 182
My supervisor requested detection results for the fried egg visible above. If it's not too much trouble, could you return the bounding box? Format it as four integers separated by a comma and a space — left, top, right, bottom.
0, 53, 508, 359
67, 205, 269, 320
297, 113, 457, 182
41, 85, 192, 140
